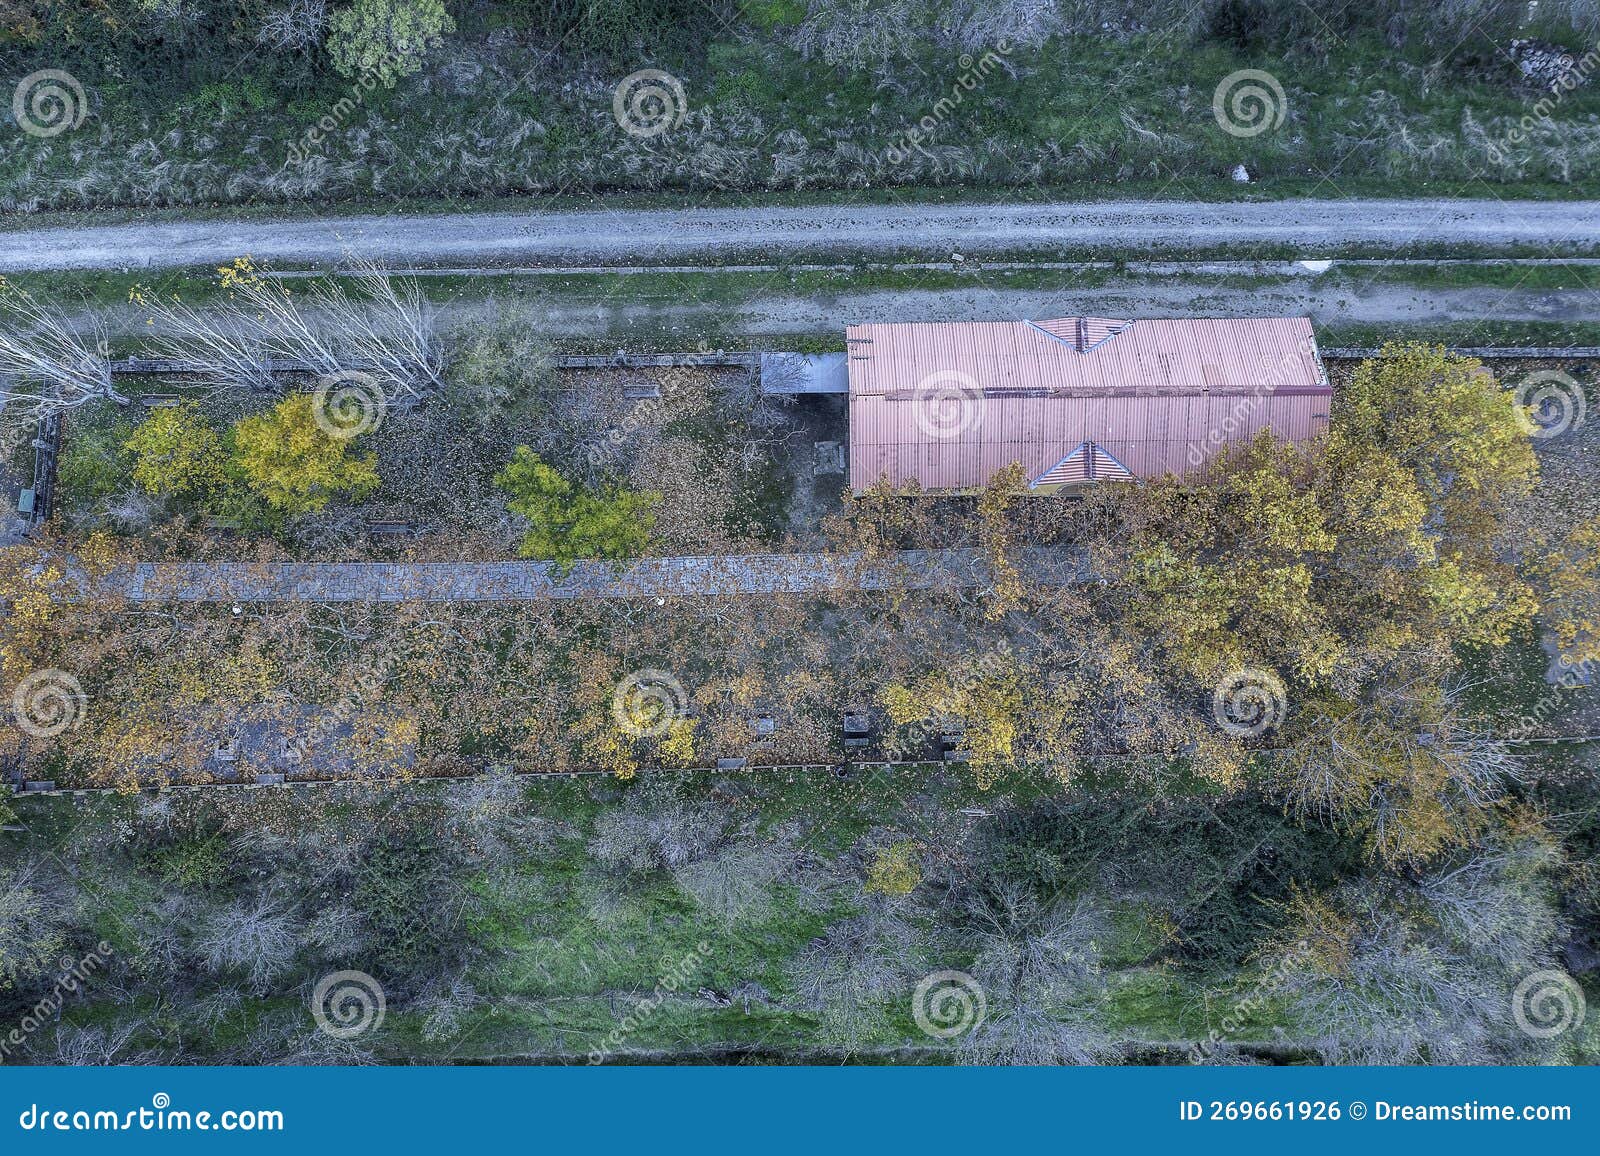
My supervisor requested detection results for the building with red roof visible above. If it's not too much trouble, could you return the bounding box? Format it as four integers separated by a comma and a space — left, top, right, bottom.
846, 316, 1330, 494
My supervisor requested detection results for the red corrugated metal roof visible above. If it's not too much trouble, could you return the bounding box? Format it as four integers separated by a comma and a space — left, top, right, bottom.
847, 316, 1329, 493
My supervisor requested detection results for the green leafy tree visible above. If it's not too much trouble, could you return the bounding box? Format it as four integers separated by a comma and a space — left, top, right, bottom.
229, 394, 380, 517
124, 402, 227, 499
494, 446, 658, 567
326, 0, 455, 87
57, 419, 133, 509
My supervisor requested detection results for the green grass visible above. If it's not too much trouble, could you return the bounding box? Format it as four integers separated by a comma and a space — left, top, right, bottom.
4, 20, 1600, 215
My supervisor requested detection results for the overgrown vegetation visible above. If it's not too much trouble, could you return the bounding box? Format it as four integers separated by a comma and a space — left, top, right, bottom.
3, 1, 1599, 210
1, 194, 1597, 1066
1, 764, 1591, 1064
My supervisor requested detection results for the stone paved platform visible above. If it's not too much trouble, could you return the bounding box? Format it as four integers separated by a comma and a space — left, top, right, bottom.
88, 548, 1090, 603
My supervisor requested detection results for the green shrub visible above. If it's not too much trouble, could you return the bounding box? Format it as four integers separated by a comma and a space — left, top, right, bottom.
56, 417, 133, 512
740, 0, 806, 30
187, 76, 274, 120
495, 446, 658, 568
515, 0, 712, 58
326, 0, 456, 87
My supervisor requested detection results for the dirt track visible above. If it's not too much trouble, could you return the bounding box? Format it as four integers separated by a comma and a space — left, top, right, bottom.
5, 198, 1600, 272
551, 283, 1600, 336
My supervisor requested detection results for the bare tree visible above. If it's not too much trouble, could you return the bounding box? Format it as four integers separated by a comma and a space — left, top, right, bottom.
298, 259, 443, 408
441, 766, 558, 867
195, 894, 301, 994
140, 260, 443, 407
0, 862, 68, 985
417, 972, 481, 1042
139, 292, 281, 394
1420, 842, 1562, 970
672, 839, 802, 928
37, 1021, 156, 1066
788, 904, 923, 1044
588, 783, 730, 875
958, 887, 1115, 1065
1253, 878, 1552, 1064
258, 0, 328, 50
0, 284, 124, 435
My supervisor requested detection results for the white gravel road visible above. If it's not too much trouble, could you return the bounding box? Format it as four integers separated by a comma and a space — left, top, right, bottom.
4, 198, 1599, 272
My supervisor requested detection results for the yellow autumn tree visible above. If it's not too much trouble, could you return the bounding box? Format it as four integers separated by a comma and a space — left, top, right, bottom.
978, 464, 1027, 621
1120, 434, 1341, 685
125, 401, 227, 499
1539, 521, 1600, 667
1325, 343, 1539, 652
230, 394, 380, 517
882, 648, 1079, 789
1276, 683, 1507, 866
